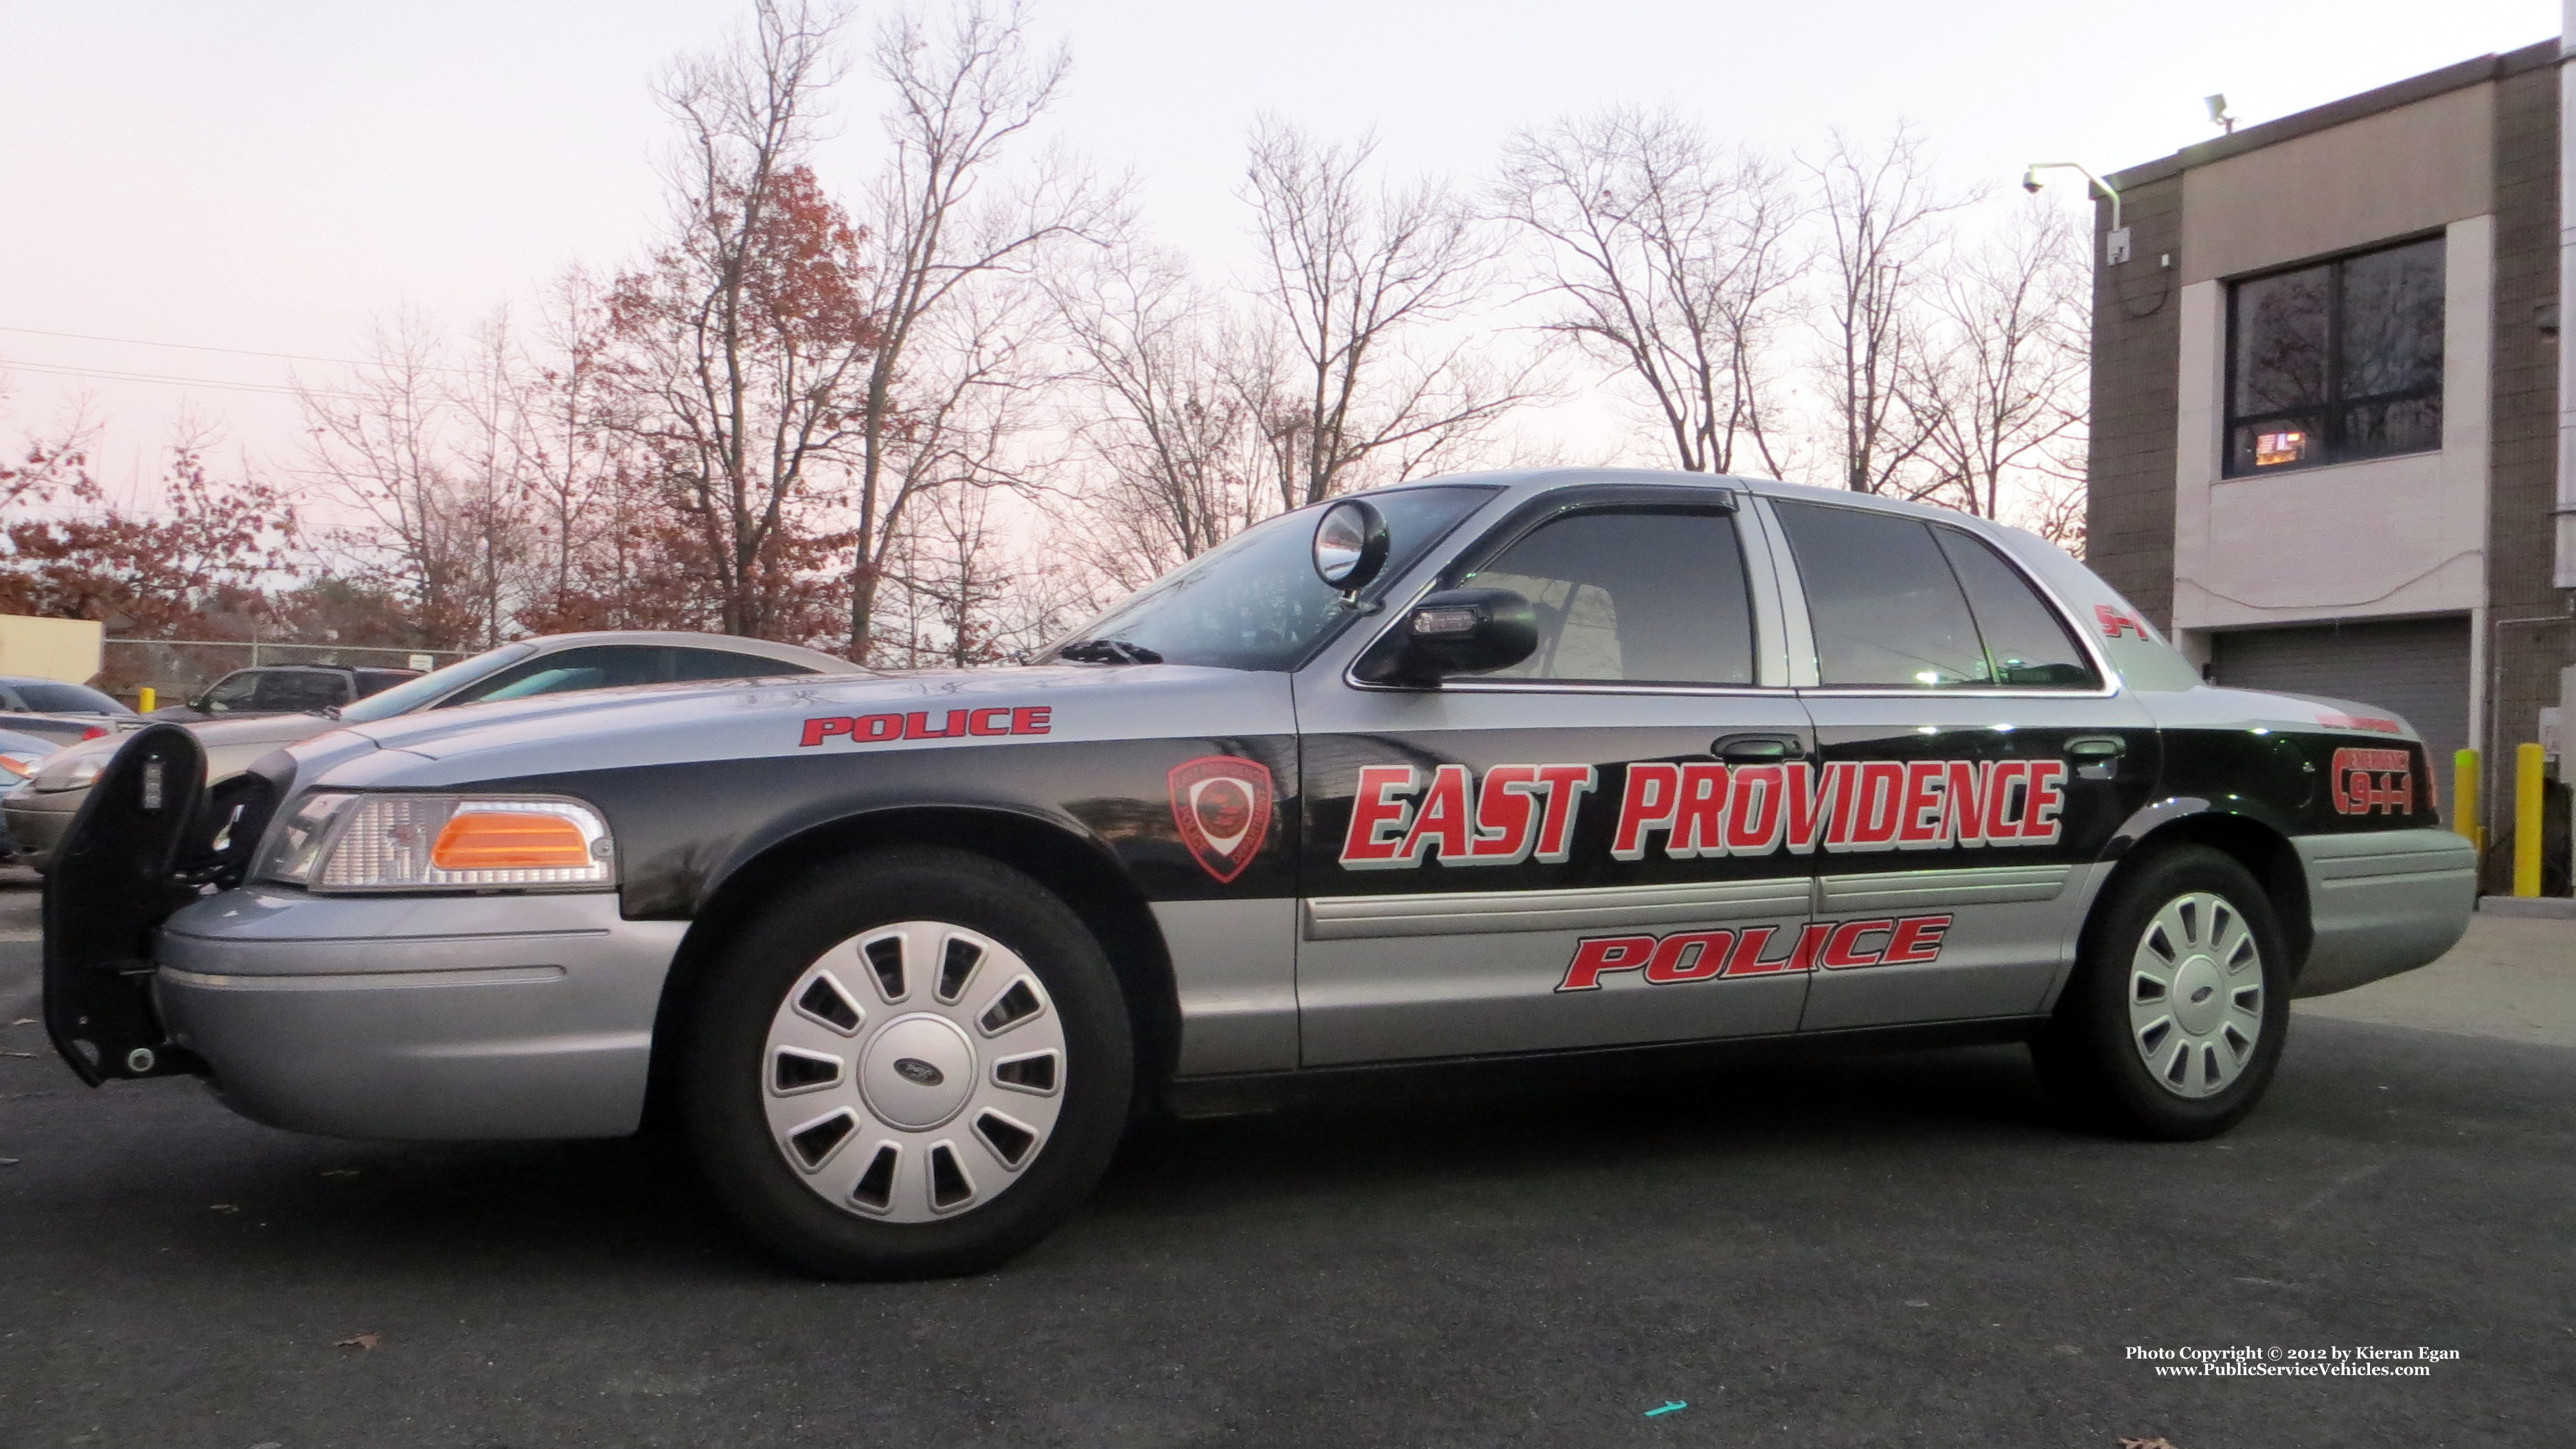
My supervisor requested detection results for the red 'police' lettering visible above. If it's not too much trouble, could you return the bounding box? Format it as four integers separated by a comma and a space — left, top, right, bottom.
1555, 914, 1954, 992
799, 705, 1051, 748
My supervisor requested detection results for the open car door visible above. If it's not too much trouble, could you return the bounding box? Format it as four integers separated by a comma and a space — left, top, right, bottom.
43, 724, 209, 1084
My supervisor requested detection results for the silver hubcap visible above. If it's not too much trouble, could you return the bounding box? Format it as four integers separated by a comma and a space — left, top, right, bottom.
761, 921, 1066, 1222
2128, 891, 2264, 1099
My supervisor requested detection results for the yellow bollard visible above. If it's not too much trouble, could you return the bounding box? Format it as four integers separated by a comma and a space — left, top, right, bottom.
137, 685, 156, 714
2513, 742, 2545, 898
2453, 747, 2479, 844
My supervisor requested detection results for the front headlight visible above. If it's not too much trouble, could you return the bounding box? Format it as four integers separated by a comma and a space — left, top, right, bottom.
31, 753, 104, 792
256, 792, 616, 892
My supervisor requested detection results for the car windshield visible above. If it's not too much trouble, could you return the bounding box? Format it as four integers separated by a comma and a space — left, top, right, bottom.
14, 681, 128, 714
1047, 486, 1495, 671
333, 643, 538, 723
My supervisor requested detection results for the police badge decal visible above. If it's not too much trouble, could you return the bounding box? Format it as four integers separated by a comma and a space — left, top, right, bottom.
1168, 755, 1275, 883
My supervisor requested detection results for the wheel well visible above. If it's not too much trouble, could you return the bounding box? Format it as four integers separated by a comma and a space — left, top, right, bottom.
2110, 813, 2314, 973
640, 807, 1180, 1129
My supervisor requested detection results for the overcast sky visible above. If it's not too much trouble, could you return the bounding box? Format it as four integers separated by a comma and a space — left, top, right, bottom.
0, 0, 2557, 490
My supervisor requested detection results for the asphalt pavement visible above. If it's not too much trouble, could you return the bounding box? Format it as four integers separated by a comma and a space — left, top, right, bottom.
2, 877, 2571, 1449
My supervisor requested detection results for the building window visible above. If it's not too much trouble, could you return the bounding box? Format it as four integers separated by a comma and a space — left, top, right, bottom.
2224, 234, 2444, 477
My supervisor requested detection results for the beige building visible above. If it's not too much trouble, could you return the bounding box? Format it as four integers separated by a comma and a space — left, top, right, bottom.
2084, 41, 2571, 879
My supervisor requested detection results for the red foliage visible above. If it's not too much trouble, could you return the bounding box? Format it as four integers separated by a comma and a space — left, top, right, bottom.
0, 446, 297, 641
596, 163, 876, 647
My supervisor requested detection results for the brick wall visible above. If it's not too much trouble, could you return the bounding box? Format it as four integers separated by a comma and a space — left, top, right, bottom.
2485, 57, 2571, 797
2082, 174, 2185, 631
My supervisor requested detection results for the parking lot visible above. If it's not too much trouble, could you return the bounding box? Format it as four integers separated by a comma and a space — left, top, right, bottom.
2, 874, 2569, 1449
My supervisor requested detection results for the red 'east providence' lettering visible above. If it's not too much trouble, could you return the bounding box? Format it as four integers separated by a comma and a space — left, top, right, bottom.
1556, 914, 1954, 991
1345, 758, 2063, 868
800, 705, 1051, 748
1610, 757, 2065, 860
1340, 762, 1598, 869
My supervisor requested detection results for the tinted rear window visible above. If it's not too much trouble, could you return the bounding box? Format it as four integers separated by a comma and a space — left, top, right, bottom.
668, 648, 817, 682
1775, 501, 1988, 687
13, 681, 128, 714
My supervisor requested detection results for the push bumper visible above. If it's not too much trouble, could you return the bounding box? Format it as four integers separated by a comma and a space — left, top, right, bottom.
152, 889, 686, 1140
2292, 829, 2477, 998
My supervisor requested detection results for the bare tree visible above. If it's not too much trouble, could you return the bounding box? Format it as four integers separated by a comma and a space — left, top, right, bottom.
1907, 201, 2090, 524
444, 312, 538, 649
1243, 117, 1530, 508
1494, 106, 1806, 476
844, 0, 1115, 659
1049, 240, 1274, 586
512, 269, 634, 624
608, 0, 876, 643
875, 484, 1088, 665
297, 314, 497, 648
0, 382, 100, 515
1810, 124, 1963, 495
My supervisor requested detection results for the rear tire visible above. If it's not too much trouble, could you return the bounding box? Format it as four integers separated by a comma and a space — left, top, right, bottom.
683, 847, 1133, 1279
2033, 844, 2290, 1140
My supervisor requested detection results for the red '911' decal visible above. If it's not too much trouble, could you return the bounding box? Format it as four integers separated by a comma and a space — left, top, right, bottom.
2330, 747, 2413, 816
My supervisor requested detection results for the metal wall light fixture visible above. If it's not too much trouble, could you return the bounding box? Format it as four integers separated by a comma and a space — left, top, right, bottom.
2023, 161, 2129, 265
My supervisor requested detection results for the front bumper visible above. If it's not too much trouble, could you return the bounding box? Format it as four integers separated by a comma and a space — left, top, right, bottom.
152, 889, 686, 1140
2292, 828, 2477, 998
4, 787, 79, 869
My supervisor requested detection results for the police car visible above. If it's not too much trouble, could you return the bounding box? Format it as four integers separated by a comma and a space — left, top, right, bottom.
44, 470, 2477, 1279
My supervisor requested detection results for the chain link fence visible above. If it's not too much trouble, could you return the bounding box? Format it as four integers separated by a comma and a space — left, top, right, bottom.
99, 639, 470, 709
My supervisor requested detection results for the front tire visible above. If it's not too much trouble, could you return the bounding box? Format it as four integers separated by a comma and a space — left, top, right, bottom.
2033, 845, 2291, 1140
683, 847, 1134, 1279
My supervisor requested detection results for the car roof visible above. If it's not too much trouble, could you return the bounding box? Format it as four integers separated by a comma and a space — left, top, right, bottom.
1356, 467, 2061, 558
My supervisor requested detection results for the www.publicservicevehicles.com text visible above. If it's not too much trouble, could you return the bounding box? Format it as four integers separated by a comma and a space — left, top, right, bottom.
2126, 1346, 2457, 1377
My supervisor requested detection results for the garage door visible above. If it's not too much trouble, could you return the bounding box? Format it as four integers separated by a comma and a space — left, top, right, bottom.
2210, 615, 2471, 768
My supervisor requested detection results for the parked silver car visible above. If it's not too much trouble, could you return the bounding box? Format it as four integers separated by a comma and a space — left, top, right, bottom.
0, 676, 135, 749
6, 630, 858, 868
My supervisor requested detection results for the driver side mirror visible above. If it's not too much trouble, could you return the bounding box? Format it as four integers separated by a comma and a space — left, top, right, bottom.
1354, 588, 1539, 685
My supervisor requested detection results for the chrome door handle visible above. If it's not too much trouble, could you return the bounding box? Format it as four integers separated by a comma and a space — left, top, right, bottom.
2065, 735, 2125, 779
1711, 733, 1805, 764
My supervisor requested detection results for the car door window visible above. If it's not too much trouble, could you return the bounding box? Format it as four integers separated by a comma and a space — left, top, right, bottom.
1931, 529, 2101, 689
667, 647, 815, 682
1774, 501, 1990, 687
249, 672, 347, 713
446, 646, 666, 705
199, 674, 260, 714
1461, 508, 1756, 685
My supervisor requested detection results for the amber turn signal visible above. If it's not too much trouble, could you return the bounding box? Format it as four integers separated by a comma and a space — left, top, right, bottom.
430, 810, 594, 871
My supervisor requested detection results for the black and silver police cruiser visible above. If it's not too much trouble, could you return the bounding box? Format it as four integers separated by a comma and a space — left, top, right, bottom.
46, 470, 2476, 1278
